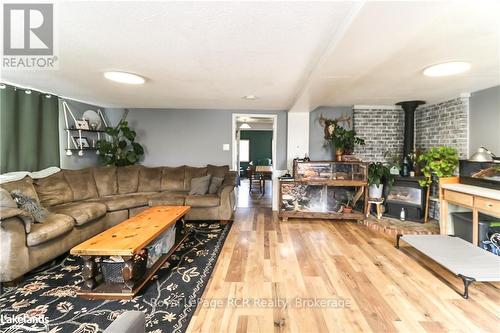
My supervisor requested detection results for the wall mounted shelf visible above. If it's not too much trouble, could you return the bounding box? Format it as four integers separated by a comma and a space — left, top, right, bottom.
64, 128, 106, 133
62, 100, 109, 156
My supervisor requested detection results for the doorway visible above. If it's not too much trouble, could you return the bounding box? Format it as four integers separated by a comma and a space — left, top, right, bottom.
232, 114, 277, 208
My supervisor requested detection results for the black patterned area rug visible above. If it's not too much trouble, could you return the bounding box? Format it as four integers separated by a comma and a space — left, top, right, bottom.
0, 222, 231, 333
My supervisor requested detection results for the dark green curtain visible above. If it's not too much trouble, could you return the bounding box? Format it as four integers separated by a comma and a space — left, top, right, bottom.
0, 84, 60, 173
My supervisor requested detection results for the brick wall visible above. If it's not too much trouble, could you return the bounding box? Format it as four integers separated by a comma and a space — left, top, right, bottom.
352, 98, 469, 221
353, 107, 404, 162
415, 97, 469, 159
352, 97, 469, 163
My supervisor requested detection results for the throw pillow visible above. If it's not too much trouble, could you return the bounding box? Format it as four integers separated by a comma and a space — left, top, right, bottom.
11, 190, 49, 223
208, 176, 224, 194
0, 188, 17, 208
189, 175, 211, 195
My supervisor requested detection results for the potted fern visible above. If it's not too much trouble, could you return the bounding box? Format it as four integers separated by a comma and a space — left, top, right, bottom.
368, 162, 394, 198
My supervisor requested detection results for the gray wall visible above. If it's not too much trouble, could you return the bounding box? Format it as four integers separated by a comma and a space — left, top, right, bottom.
309, 106, 352, 160
105, 108, 288, 169
469, 85, 500, 156
58, 99, 120, 169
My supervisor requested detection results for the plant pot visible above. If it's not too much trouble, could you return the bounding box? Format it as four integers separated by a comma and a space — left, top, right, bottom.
343, 206, 353, 214
335, 148, 344, 161
368, 184, 384, 199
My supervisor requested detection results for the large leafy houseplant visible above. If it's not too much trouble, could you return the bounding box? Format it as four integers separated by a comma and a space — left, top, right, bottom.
368, 162, 394, 187
96, 120, 144, 166
324, 119, 365, 159
367, 162, 394, 198
418, 146, 459, 188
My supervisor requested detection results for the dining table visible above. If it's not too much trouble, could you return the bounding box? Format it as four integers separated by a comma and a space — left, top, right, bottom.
255, 165, 273, 195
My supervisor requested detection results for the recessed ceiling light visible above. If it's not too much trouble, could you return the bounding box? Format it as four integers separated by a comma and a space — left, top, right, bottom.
242, 95, 257, 100
423, 62, 471, 77
104, 71, 145, 84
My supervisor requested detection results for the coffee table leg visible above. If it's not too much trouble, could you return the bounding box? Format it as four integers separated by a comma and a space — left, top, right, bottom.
81, 256, 97, 290
121, 256, 134, 293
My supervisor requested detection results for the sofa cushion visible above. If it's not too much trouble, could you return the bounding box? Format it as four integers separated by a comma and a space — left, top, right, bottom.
208, 176, 224, 194
0, 176, 40, 203
97, 193, 154, 212
185, 195, 220, 208
26, 214, 74, 247
148, 191, 188, 206
117, 165, 142, 194
63, 169, 99, 201
33, 171, 73, 206
160, 166, 185, 192
49, 201, 107, 226
184, 166, 207, 191
138, 167, 162, 192
189, 175, 211, 195
207, 164, 229, 179
93, 166, 118, 196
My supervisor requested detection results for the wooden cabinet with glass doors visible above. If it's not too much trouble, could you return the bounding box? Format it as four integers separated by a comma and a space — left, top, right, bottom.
279, 161, 368, 221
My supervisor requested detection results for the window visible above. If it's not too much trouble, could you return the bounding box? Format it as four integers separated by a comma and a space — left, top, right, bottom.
239, 139, 250, 162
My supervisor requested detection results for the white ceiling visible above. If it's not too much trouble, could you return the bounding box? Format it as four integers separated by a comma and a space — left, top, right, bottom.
2, 1, 499, 111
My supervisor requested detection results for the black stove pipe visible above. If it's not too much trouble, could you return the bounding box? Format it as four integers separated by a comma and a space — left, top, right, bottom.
396, 100, 425, 158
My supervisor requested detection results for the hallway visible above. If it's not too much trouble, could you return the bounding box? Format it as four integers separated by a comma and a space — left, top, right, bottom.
237, 178, 272, 208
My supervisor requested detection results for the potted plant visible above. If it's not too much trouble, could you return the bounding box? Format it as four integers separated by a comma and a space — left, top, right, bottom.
323, 119, 365, 161
342, 193, 353, 213
368, 162, 394, 198
96, 120, 144, 166
418, 146, 459, 190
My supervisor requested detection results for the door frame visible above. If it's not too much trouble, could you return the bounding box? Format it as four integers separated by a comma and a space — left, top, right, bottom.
231, 113, 277, 173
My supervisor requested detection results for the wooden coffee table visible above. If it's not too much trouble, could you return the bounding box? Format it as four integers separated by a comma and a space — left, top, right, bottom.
70, 205, 191, 299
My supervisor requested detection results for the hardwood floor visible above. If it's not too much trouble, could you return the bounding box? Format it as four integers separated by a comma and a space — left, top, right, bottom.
187, 207, 500, 333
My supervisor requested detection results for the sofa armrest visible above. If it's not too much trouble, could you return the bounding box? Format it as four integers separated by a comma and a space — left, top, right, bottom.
220, 171, 238, 188
0, 215, 30, 282
216, 172, 237, 221
104, 311, 145, 333
0, 207, 33, 233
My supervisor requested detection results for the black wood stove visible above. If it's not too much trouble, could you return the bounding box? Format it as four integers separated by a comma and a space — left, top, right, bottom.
383, 100, 428, 223
384, 176, 427, 222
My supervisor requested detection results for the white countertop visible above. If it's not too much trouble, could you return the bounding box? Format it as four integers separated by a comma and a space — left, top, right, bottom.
441, 183, 500, 201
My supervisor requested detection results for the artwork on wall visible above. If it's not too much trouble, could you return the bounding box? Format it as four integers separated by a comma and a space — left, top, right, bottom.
74, 137, 90, 148
319, 112, 352, 139
75, 119, 89, 130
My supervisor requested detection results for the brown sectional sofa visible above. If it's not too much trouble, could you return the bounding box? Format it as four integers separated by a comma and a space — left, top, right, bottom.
0, 164, 237, 283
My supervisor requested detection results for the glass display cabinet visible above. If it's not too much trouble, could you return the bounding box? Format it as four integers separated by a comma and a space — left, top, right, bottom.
279, 161, 368, 221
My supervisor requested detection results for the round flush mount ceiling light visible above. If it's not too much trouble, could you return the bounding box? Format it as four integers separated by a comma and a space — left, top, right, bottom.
103, 71, 146, 84
242, 95, 258, 100
423, 61, 471, 77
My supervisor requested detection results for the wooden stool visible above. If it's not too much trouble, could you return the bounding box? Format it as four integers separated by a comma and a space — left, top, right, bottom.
366, 198, 384, 219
